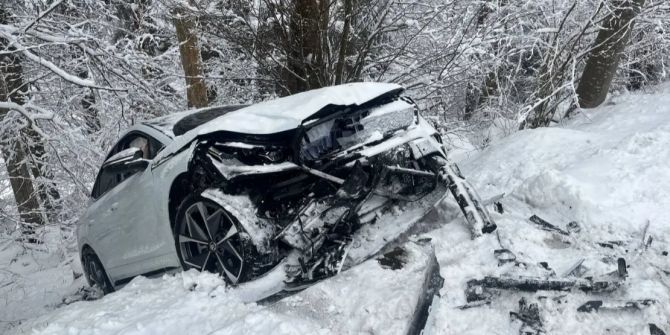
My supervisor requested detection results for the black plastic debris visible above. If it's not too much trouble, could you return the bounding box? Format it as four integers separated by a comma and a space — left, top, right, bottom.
495, 202, 504, 214
649, 323, 667, 335
597, 240, 624, 249
465, 282, 494, 302
510, 298, 544, 335
567, 221, 580, 234
465, 274, 623, 300
538, 262, 552, 272
457, 299, 492, 310
577, 299, 656, 312
528, 215, 570, 236
377, 247, 408, 270
617, 258, 628, 278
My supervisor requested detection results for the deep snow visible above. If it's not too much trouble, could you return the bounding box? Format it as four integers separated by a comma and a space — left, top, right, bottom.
2, 84, 670, 334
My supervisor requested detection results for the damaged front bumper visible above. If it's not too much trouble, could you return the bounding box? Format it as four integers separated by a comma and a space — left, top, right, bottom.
198, 115, 496, 283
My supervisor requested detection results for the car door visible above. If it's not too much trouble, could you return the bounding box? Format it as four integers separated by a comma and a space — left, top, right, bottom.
84, 131, 168, 283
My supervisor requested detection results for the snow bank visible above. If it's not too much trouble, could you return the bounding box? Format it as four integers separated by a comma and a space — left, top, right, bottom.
16, 242, 434, 335
428, 85, 670, 334
21, 271, 326, 335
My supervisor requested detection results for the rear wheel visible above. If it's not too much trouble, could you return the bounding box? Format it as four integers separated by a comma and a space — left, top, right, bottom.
82, 248, 114, 295
174, 195, 255, 284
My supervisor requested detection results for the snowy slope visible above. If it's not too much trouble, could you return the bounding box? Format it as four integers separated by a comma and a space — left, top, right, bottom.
429, 85, 670, 334
4, 85, 670, 334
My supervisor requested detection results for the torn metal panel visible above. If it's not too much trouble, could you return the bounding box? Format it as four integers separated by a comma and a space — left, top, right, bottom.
466, 274, 624, 300
510, 298, 544, 335
577, 299, 657, 313
406, 242, 444, 335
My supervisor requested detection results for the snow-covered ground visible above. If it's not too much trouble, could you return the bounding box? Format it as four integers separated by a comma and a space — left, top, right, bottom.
2, 85, 670, 334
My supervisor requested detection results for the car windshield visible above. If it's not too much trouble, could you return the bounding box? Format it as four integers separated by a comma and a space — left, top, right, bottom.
172, 105, 248, 136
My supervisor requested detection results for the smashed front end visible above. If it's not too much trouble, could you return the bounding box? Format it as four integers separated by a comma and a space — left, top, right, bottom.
190, 95, 495, 284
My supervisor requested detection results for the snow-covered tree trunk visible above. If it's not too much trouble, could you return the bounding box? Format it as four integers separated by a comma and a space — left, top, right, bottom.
0, 7, 45, 229
576, 0, 645, 108
174, 6, 208, 108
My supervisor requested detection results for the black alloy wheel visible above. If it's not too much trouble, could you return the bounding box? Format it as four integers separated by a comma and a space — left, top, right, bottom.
174, 196, 251, 284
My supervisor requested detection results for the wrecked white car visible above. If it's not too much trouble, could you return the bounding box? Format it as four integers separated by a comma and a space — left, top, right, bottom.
77, 83, 495, 294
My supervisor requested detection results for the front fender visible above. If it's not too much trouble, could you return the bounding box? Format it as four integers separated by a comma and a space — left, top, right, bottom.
200, 188, 275, 254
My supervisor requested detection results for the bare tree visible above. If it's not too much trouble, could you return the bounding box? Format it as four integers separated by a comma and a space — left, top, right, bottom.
0, 6, 46, 231
174, 5, 209, 108
576, 0, 645, 108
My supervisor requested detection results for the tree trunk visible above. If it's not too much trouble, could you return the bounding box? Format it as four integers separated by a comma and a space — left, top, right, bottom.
463, 0, 507, 120
0, 6, 45, 230
576, 0, 645, 108
334, 0, 352, 85
464, 71, 498, 120
0, 138, 45, 229
173, 6, 208, 108
285, 0, 327, 94
25, 127, 61, 218
81, 89, 101, 133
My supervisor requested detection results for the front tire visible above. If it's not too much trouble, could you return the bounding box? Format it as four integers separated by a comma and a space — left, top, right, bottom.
174, 195, 257, 285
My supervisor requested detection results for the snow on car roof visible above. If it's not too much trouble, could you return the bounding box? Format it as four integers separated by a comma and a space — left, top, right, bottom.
143, 105, 248, 138
143, 83, 402, 139
194, 82, 403, 136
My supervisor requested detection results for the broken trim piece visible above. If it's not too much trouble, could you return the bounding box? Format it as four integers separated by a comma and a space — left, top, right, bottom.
406, 242, 444, 335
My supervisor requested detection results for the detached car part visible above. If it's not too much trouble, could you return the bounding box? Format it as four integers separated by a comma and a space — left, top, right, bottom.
466, 258, 628, 302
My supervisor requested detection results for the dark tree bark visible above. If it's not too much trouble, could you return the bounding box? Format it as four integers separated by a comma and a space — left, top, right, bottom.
463, 0, 507, 120
81, 89, 101, 133
285, 0, 329, 94
25, 126, 61, 218
464, 71, 498, 120
576, 0, 645, 108
174, 6, 209, 108
334, 0, 353, 85
0, 7, 46, 229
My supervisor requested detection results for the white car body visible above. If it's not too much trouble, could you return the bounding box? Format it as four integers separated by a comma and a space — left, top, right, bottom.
77, 83, 490, 289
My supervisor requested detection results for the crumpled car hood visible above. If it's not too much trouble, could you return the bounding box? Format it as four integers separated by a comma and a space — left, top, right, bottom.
154, 82, 404, 163
194, 82, 403, 136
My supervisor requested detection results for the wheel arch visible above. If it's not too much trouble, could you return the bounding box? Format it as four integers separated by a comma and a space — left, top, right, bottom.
168, 172, 193, 231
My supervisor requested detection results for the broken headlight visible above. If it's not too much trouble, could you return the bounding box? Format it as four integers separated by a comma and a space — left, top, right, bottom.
209, 142, 288, 165
300, 98, 418, 161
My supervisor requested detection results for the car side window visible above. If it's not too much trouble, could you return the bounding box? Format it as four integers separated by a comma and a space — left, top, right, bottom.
91, 132, 164, 199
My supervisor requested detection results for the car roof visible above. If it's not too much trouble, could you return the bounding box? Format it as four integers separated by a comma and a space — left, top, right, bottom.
142, 105, 248, 139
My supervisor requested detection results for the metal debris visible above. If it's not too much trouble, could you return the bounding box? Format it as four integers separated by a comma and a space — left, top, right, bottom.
510, 298, 544, 335
649, 324, 667, 335
577, 299, 657, 313
528, 215, 570, 236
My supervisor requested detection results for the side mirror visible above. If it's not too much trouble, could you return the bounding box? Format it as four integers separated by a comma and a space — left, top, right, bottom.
102, 147, 149, 174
